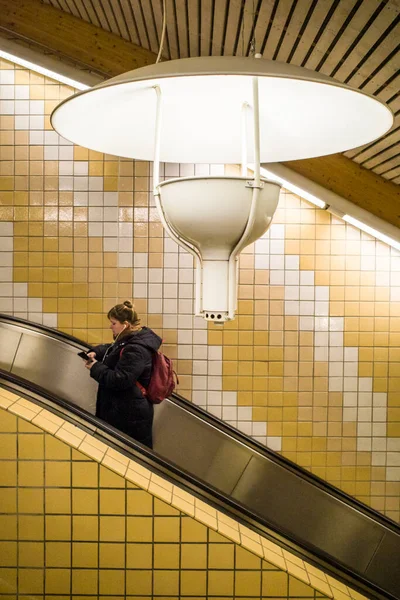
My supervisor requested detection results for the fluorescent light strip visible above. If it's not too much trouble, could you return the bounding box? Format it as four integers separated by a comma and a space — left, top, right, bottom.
343, 214, 400, 251
259, 166, 326, 209
0, 49, 89, 90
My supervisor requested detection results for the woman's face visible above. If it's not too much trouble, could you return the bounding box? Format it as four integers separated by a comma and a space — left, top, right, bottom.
109, 318, 127, 338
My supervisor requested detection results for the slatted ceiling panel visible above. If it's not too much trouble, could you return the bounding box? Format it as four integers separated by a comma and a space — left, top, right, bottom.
199, 0, 212, 56
209, 0, 227, 55
139, 1, 160, 54
260, 0, 293, 59
235, 0, 255, 58
219, 1, 242, 57
117, 0, 140, 46
106, 1, 131, 41
284, 0, 333, 67
150, 0, 169, 59
251, 1, 275, 56
274, 0, 312, 63
334, 10, 399, 85
130, 0, 151, 51
186, 0, 199, 58
374, 156, 400, 176
302, 1, 351, 70
385, 165, 400, 179
174, 0, 189, 57
316, 0, 381, 78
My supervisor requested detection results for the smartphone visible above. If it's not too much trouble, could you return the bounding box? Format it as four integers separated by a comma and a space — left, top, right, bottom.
77, 351, 93, 362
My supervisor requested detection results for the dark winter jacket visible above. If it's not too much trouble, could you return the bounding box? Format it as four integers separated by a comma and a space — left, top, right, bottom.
90, 327, 162, 448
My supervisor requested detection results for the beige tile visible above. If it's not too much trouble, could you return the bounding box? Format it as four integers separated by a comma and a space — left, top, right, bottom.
171, 494, 195, 517
32, 414, 60, 434
151, 472, 173, 492
56, 427, 83, 448
148, 481, 172, 503
0, 395, 17, 409
102, 454, 128, 476
78, 439, 106, 462
106, 447, 129, 465
263, 547, 287, 570
125, 468, 150, 490
8, 402, 37, 421
241, 534, 263, 557
217, 521, 241, 543
195, 507, 218, 530
308, 574, 333, 597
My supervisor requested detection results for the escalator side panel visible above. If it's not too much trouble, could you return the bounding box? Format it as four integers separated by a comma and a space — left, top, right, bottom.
365, 532, 400, 597
153, 402, 252, 494
231, 454, 386, 574
0, 326, 22, 370
11, 332, 98, 414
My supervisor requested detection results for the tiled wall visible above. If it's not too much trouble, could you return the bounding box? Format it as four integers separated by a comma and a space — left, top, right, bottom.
0, 405, 327, 599
0, 57, 399, 522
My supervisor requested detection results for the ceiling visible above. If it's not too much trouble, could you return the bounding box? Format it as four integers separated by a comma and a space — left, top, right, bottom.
38, 0, 399, 184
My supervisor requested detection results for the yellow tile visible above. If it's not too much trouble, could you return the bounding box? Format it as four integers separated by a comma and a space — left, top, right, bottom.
45, 515, 71, 541
99, 542, 125, 568
18, 568, 44, 594
72, 489, 98, 514
0, 411, 17, 432
99, 464, 125, 487
99, 569, 125, 595
0, 434, 16, 458
18, 541, 44, 567
72, 516, 99, 541
45, 568, 71, 594
72, 461, 98, 487
18, 461, 43, 486
126, 569, 152, 595
127, 543, 153, 569
0, 541, 17, 567
262, 570, 289, 595
235, 570, 261, 595
45, 489, 71, 514
208, 542, 234, 568
153, 516, 180, 542
180, 570, 207, 596
100, 516, 125, 542
100, 489, 125, 514
72, 542, 98, 568
126, 516, 152, 542
45, 461, 71, 487
18, 515, 43, 540
18, 488, 44, 514
181, 543, 207, 569
72, 569, 98, 595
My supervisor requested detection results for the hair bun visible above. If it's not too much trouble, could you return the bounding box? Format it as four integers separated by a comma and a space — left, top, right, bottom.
123, 300, 133, 309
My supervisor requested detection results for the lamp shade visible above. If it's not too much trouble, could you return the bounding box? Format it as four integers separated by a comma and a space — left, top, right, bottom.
51, 56, 393, 164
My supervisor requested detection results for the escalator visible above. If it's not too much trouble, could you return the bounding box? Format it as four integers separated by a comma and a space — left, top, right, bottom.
0, 314, 398, 600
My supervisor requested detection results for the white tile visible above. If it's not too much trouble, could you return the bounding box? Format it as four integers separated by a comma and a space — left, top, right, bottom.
329, 347, 343, 361
285, 255, 299, 270
358, 392, 372, 406
343, 362, 357, 377
269, 255, 284, 269
266, 437, 282, 451
315, 286, 329, 301
314, 332, 328, 346
89, 176, 103, 191
42, 313, 57, 327
255, 254, 269, 269
237, 406, 252, 420
359, 378, 372, 392
357, 423, 372, 436
373, 393, 387, 407
343, 377, 357, 391
269, 270, 284, 285
386, 467, 400, 481
222, 407, 237, 420
329, 332, 343, 346
0, 283, 12, 296
329, 377, 342, 392
315, 317, 329, 331
103, 223, 118, 236
343, 392, 357, 407
372, 423, 386, 436
192, 390, 206, 406
300, 271, 314, 285
329, 363, 343, 377
329, 317, 344, 331
118, 253, 133, 268
193, 360, 207, 375
270, 240, 284, 254
255, 239, 269, 254
357, 438, 372, 451
344, 347, 358, 361
343, 408, 357, 422
163, 299, 178, 313
372, 452, 386, 466
252, 422, 267, 435
192, 376, 207, 390
104, 191, 118, 206
0, 223, 13, 236
103, 237, 118, 251
207, 376, 222, 390
207, 391, 222, 406
178, 314, 193, 329
270, 224, 285, 238
315, 301, 329, 316
299, 300, 314, 315
208, 361, 222, 376
148, 299, 162, 313
372, 438, 387, 451
192, 345, 207, 360
285, 301, 299, 315
358, 407, 372, 421
28, 298, 42, 311
372, 407, 387, 422
299, 286, 314, 300
223, 392, 237, 406
132, 283, 147, 298
285, 286, 299, 300
0, 70, 15, 84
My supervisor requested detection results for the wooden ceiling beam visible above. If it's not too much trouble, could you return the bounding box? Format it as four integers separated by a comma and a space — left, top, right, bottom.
0, 0, 156, 78
283, 154, 400, 229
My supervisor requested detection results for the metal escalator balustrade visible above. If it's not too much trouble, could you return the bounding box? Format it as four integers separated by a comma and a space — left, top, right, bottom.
0, 313, 399, 600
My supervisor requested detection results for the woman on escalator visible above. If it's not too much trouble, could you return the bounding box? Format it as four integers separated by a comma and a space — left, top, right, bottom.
83, 301, 161, 448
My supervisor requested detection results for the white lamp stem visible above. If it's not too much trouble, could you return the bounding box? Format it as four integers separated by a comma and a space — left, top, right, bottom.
153, 85, 162, 194
241, 102, 249, 177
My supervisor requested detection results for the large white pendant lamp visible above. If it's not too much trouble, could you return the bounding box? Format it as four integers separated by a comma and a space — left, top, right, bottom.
51, 56, 393, 322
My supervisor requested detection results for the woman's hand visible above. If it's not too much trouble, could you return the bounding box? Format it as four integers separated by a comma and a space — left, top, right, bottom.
87, 352, 96, 360
85, 358, 97, 370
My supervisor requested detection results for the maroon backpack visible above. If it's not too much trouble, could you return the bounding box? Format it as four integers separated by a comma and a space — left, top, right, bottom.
120, 345, 178, 404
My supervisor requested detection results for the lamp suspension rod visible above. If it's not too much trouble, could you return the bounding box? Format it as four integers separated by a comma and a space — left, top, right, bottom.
241, 102, 249, 177
153, 85, 162, 194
